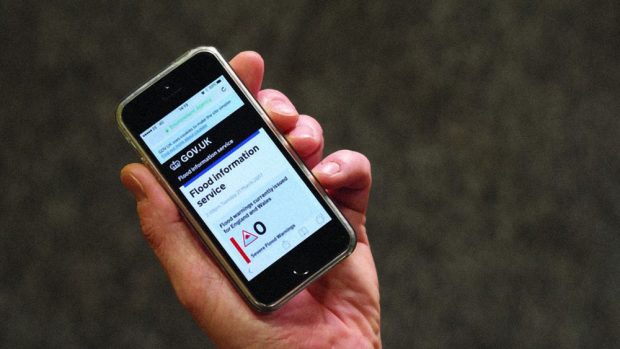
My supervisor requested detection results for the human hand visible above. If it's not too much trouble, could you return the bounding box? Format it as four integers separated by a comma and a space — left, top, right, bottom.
120, 51, 380, 349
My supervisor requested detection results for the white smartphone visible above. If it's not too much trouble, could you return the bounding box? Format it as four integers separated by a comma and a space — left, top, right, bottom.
116, 47, 356, 311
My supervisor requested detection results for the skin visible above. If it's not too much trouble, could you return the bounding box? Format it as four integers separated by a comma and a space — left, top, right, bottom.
120, 51, 381, 349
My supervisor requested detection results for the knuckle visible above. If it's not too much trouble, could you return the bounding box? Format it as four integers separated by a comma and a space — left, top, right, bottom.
135, 202, 169, 256
139, 219, 166, 256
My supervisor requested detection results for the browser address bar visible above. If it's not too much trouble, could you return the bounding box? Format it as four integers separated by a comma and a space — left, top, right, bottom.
165, 96, 214, 133
140, 76, 244, 164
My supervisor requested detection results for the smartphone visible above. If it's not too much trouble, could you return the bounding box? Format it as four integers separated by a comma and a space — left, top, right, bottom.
116, 47, 356, 311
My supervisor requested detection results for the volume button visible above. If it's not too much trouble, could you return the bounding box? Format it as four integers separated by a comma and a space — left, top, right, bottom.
127, 139, 145, 161
142, 160, 162, 185
124, 135, 138, 151
144, 159, 156, 172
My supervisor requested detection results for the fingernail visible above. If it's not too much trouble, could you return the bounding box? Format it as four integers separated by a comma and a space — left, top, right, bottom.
268, 99, 297, 116
123, 173, 146, 201
289, 124, 315, 140
316, 161, 340, 176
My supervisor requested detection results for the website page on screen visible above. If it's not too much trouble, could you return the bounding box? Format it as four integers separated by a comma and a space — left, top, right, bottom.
139, 75, 331, 281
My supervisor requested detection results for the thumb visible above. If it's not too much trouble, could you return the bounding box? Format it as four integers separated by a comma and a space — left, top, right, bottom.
120, 167, 147, 202
120, 163, 185, 245
119, 163, 241, 319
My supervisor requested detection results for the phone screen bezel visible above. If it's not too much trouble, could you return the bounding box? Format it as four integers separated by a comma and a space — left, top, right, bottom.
117, 47, 356, 310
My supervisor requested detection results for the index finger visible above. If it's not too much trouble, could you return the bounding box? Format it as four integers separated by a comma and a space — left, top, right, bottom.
229, 51, 264, 96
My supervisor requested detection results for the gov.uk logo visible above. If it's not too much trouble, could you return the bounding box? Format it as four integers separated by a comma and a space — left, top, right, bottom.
169, 160, 181, 171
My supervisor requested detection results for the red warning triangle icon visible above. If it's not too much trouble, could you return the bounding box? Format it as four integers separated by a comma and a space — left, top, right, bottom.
242, 230, 258, 247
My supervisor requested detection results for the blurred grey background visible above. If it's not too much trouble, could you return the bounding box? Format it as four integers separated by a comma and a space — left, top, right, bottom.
1, 1, 619, 348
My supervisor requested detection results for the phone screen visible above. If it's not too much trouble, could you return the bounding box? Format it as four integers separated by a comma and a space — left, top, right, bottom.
138, 75, 332, 281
